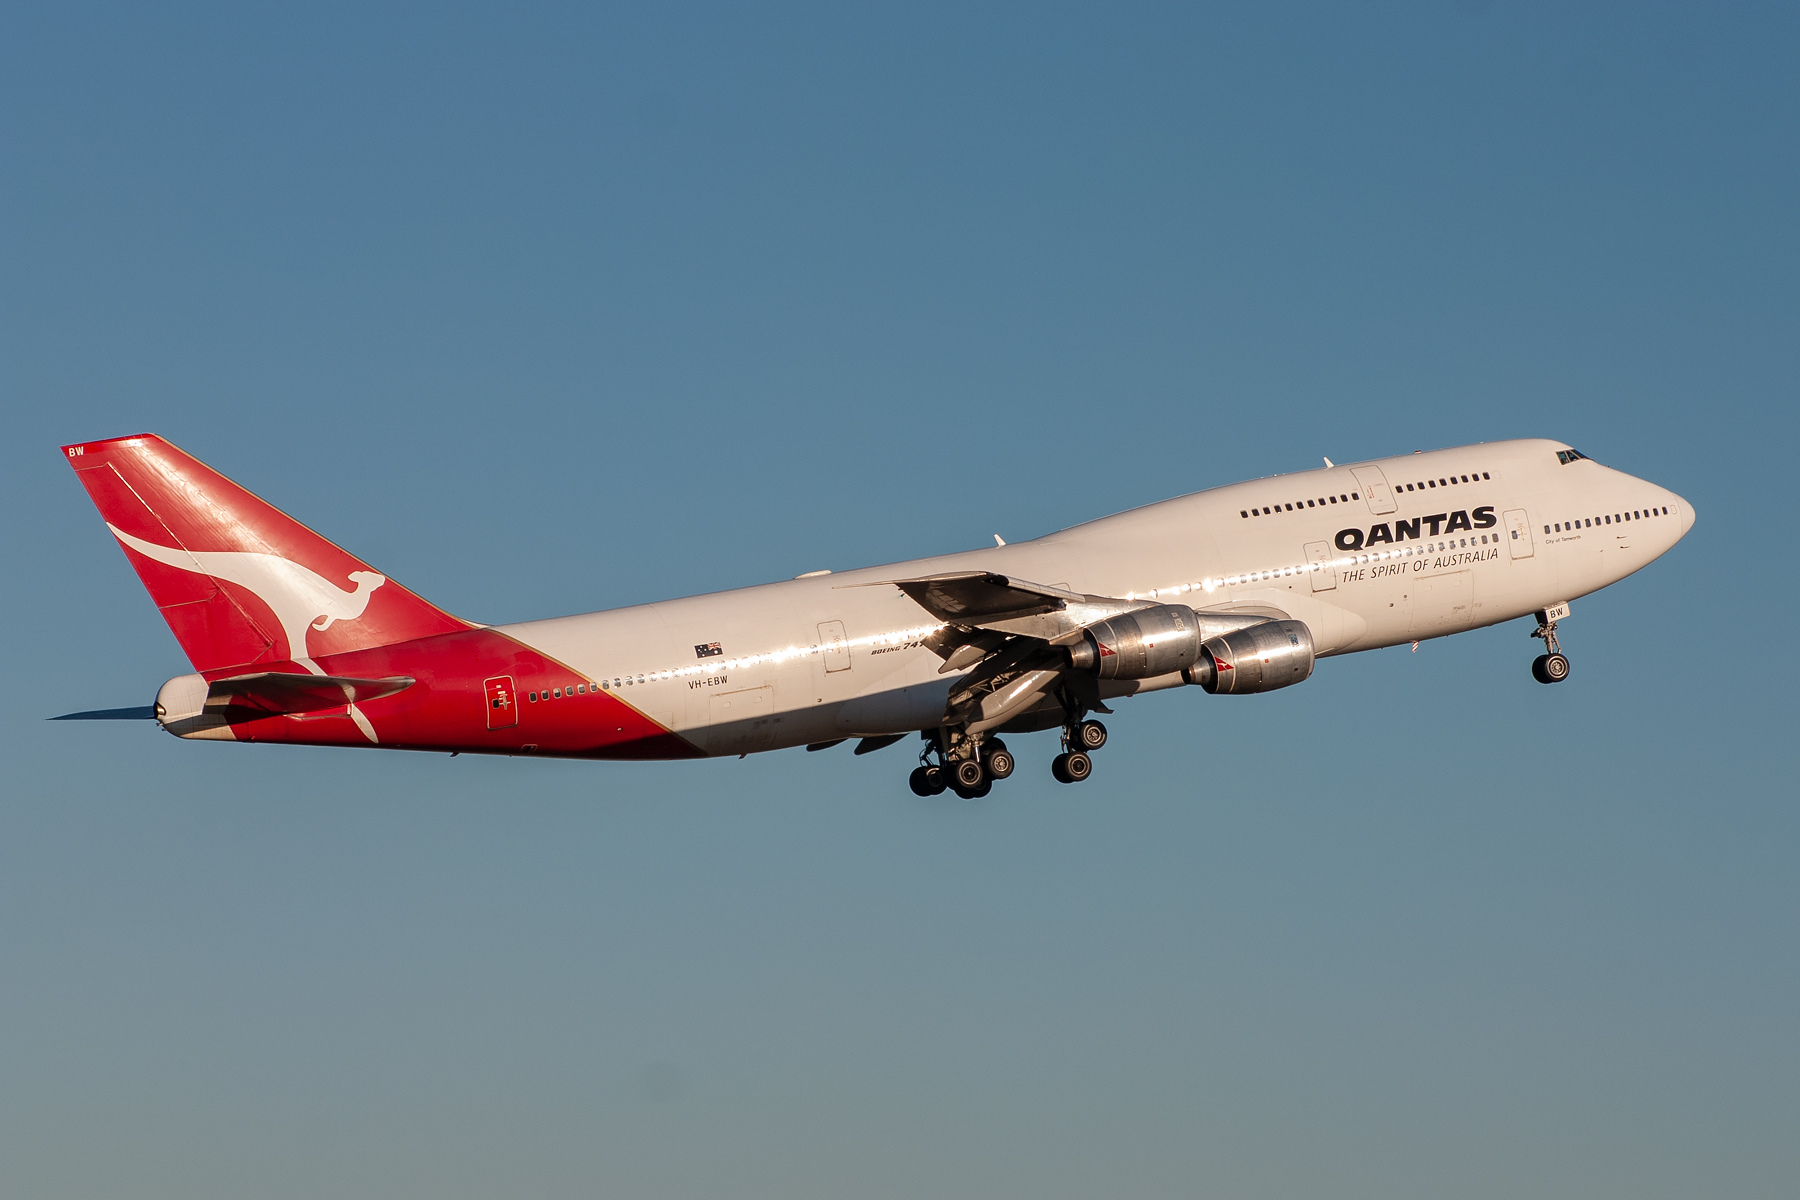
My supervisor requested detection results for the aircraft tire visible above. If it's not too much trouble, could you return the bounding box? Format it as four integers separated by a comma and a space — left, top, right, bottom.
953, 758, 986, 790
984, 748, 1015, 780
1077, 720, 1108, 750
1543, 653, 1570, 683
1062, 751, 1093, 782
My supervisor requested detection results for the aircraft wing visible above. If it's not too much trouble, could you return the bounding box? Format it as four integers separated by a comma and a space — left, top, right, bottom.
881, 571, 1085, 625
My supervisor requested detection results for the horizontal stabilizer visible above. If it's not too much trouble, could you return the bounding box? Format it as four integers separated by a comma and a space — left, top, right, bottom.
208, 672, 417, 717
50, 705, 156, 721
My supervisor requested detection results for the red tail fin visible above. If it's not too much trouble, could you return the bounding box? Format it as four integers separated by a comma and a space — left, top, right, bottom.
64, 434, 469, 672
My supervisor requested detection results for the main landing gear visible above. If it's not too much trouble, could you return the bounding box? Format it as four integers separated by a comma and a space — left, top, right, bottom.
910, 732, 1015, 800
1530, 610, 1571, 685
1051, 719, 1106, 785
907, 715, 1108, 798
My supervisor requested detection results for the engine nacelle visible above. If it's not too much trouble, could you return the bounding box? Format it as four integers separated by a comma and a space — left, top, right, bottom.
1067, 604, 1203, 680
1182, 620, 1314, 695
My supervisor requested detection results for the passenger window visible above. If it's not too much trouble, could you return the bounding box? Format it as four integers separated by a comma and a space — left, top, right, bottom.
1482, 472, 1490, 480
1351, 492, 1359, 499
1428, 480, 1436, 488
528, 691, 537, 702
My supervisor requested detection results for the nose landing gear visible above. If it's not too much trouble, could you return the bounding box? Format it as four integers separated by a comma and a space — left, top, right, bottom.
1530, 609, 1571, 684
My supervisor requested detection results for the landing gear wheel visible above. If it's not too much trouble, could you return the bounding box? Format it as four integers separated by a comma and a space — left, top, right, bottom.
1076, 720, 1108, 751
953, 758, 986, 790
952, 779, 992, 801
909, 765, 947, 796
1052, 751, 1093, 784
983, 747, 1015, 780
1530, 612, 1570, 685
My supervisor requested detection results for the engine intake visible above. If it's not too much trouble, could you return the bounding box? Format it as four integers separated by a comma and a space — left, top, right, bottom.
1182, 620, 1314, 694
1067, 604, 1202, 680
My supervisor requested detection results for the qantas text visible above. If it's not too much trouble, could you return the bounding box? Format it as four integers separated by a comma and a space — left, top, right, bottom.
1335, 506, 1497, 552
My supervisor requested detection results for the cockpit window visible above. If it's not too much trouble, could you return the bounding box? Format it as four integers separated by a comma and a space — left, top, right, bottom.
1556, 449, 1590, 465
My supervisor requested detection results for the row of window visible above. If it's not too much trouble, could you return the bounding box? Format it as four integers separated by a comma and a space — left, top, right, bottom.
1556, 449, 1590, 465
1215, 534, 1503, 585
1546, 505, 1667, 534
527, 674, 651, 703
1394, 472, 1490, 495
1239, 471, 1492, 518
1244, 493, 1360, 517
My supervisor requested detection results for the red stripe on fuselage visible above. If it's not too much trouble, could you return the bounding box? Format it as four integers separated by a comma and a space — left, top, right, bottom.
199, 627, 702, 760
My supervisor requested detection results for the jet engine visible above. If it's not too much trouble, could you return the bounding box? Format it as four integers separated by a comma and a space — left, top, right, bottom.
1066, 604, 1203, 680
1181, 620, 1314, 695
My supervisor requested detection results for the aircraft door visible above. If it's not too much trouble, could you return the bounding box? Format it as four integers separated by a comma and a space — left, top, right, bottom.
1304, 541, 1337, 591
818, 621, 851, 672
1350, 467, 1397, 514
484, 675, 518, 730
1504, 509, 1534, 559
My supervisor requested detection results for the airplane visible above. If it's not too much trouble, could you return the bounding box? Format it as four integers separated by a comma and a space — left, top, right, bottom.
54, 434, 1693, 797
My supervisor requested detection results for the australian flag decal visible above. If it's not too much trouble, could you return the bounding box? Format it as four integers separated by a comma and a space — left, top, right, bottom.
695, 641, 722, 658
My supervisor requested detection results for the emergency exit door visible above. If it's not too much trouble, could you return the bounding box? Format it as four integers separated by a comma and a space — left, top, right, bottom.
484, 675, 518, 730
1350, 466, 1397, 514
1304, 541, 1337, 591
818, 621, 851, 672
1503, 509, 1534, 559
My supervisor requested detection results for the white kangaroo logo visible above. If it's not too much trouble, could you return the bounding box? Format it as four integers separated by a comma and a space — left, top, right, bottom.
108, 524, 387, 662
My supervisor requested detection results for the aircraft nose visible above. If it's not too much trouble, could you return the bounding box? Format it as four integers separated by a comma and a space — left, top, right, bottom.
1674, 492, 1696, 539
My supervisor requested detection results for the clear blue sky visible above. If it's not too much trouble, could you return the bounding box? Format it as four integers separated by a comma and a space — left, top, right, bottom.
3, 4, 1796, 1197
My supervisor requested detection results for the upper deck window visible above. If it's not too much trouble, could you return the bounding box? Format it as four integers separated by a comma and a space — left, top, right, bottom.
1556, 449, 1590, 465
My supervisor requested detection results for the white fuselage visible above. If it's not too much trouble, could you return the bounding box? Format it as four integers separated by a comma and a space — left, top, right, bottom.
499, 439, 1693, 755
